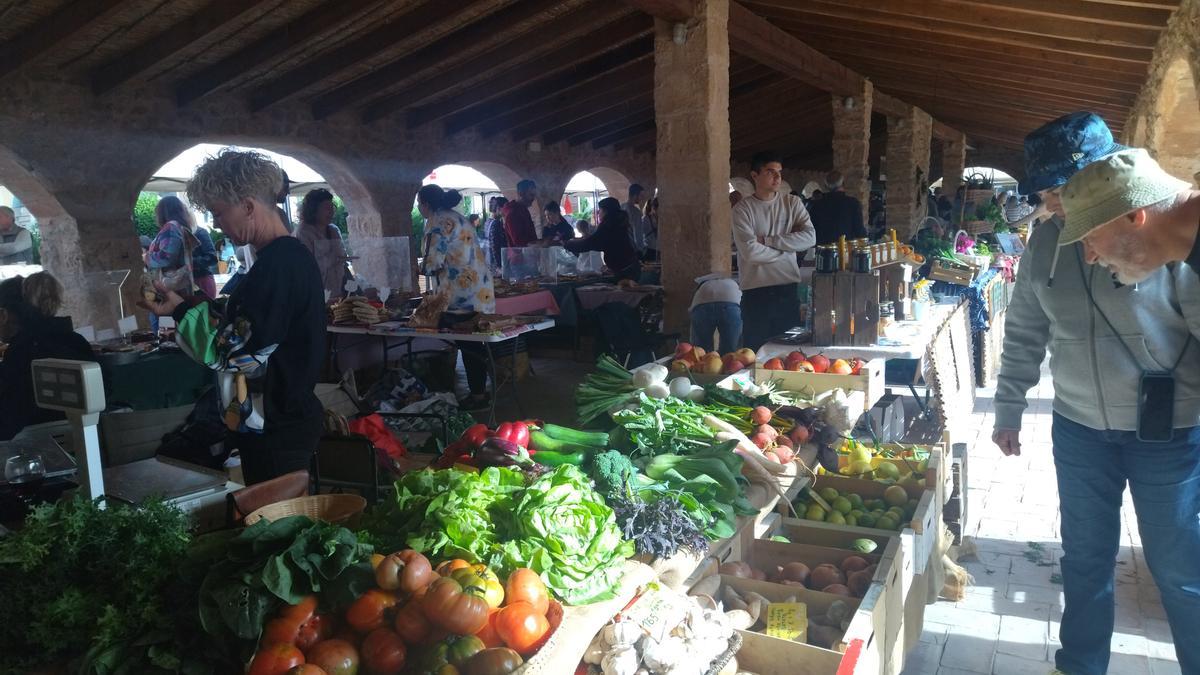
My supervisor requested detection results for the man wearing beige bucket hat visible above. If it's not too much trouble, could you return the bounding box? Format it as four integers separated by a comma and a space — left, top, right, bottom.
1060, 148, 1200, 284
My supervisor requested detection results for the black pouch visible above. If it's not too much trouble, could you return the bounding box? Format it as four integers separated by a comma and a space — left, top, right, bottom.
1138, 371, 1175, 443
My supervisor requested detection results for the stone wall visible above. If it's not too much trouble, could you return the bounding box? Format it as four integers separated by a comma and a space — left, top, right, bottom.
0, 75, 653, 327
1123, 0, 1200, 184
831, 83, 874, 225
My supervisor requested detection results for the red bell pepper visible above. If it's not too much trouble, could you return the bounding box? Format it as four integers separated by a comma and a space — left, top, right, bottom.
494, 422, 530, 449
461, 423, 491, 449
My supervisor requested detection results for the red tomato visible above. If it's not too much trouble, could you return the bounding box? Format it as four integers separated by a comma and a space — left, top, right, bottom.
263, 616, 304, 648
305, 639, 360, 675
345, 589, 397, 633
494, 601, 550, 656
392, 601, 432, 644
282, 596, 319, 623
248, 643, 305, 675
474, 610, 504, 649
297, 613, 336, 651
360, 628, 406, 674
503, 569, 549, 615
286, 667, 328, 675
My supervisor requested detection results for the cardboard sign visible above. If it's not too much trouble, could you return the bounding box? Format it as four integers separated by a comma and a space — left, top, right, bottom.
765, 602, 808, 642
623, 586, 690, 642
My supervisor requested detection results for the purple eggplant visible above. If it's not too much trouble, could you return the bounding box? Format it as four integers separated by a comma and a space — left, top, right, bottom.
475, 437, 532, 468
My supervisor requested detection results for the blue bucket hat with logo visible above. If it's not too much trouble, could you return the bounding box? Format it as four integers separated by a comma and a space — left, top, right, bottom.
1020, 112, 1127, 195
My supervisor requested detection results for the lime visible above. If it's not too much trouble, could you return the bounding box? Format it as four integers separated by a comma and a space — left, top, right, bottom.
857, 514, 877, 528
903, 504, 918, 520
848, 494, 865, 509
827, 511, 846, 525
869, 499, 886, 511
806, 504, 827, 521
844, 514, 858, 527
874, 462, 900, 481
849, 509, 864, 519
884, 485, 908, 507
870, 509, 885, 519
832, 496, 853, 514
875, 515, 897, 531
819, 487, 840, 502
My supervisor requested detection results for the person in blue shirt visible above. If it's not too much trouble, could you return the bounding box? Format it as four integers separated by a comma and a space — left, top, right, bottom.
541, 201, 575, 243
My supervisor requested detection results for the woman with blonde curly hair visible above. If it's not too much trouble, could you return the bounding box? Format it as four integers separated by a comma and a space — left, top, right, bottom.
140, 149, 325, 484
417, 183, 495, 409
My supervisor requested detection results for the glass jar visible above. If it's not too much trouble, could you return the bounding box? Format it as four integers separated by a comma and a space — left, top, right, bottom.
878, 301, 894, 336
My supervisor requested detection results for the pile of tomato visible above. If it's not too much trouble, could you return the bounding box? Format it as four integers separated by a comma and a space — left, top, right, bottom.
247, 549, 562, 675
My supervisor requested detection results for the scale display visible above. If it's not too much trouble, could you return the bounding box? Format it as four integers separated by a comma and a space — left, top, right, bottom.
31, 359, 105, 414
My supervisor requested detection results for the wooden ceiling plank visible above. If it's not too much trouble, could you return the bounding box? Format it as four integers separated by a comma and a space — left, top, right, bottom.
770, 14, 1150, 77
609, 125, 658, 151
727, 1, 864, 97
0, 0, 130, 79
593, 120, 656, 149
92, 0, 274, 94
566, 108, 656, 145
937, 0, 1172, 29
309, 0, 576, 118
743, 0, 1154, 62
863, 68, 1131, 116
175, 0, 380, 105
745, 0, 1160, 49
252, 0, 501, 112
361, 3, 633, 123
545, 96, 655, 145
834, 52, 1138, 107
785, 28, 1146, 94
427, 32, 654, 134
620, 0, 693, 22
496, 73, 655, 140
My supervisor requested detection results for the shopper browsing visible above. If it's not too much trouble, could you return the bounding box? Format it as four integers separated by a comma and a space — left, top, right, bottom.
140, 150, 326, 485
992, 113, 1200, 675
731, 151, 815, 349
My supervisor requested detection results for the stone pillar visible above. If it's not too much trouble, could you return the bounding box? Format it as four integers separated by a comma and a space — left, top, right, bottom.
941, 133, 967, 203
885, 107, 933, 240
831, 82, 874, 226
531, 171, 573, 233
654, 0, 732, 335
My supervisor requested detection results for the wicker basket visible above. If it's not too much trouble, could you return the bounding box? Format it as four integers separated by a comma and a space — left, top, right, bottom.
962, 220, 993, 235
244, 494, 367, 527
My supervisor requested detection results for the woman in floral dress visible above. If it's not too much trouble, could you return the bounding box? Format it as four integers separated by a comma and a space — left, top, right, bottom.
417, 184, 496, 409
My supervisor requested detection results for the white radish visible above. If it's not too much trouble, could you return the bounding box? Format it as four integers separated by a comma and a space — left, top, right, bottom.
669, 376, 694, 399
686, 385, 707, 402
644, 381, 670, 399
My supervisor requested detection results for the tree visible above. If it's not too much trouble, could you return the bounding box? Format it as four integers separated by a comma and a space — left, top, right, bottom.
133, 192, 158, 237
332, 196, 349, 236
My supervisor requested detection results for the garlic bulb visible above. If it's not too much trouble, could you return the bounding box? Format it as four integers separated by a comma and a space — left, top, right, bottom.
602, 645, 640, 675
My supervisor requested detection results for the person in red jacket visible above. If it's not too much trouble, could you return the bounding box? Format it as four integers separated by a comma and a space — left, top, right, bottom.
502, 179, 539, 247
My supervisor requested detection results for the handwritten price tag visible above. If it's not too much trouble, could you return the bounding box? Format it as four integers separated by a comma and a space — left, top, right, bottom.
624, 588, 689, 642
765, 602, 807, 642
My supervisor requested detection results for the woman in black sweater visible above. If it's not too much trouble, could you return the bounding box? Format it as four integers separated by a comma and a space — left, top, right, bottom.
564, 197, 640, 281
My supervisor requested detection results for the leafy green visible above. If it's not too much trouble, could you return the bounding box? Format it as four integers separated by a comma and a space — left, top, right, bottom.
0, 496, 192, 672
369, 465, 634, 605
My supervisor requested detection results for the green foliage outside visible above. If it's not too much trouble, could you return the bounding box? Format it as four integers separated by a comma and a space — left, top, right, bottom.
411, 206, 426, 255
133, 192, 158, 238
332, 196, 349, 236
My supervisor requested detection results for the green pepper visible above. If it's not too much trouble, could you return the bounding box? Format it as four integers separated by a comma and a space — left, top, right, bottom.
532, 450, 589, 467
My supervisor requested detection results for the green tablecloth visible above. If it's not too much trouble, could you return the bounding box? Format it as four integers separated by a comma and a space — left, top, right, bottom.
102, 350, 212, 410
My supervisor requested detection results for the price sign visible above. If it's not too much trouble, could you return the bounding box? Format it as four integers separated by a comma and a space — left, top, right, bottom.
624, 587, 690, 642
765, 602, 807, 642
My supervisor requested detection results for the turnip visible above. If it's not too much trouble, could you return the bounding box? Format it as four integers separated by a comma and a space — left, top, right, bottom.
669, 376, 693, 399
644, 381, 670, 399
750, 406, 772, 425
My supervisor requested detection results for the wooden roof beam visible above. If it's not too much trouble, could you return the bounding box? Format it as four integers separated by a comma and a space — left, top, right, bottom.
310, 0, 587, 119
609, 125, 658, 151
252, 0, 501, 112
862, 90, 966, 144
864, 69, 1130, 117
0, 0, 130, 80
495, 72, 655, 140
546, 97, 655, 145
92, 0, 273, 94
426, 32, 654, 134
727, 1, 863, 97
567, 108, 656, 146
175, 0, 380, 105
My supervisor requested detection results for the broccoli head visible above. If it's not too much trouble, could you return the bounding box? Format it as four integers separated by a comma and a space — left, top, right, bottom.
590, 450, 638, 496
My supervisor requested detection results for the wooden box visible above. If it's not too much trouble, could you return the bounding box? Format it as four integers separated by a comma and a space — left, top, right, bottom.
752, 357, 885, 410
811, 271, 880, 346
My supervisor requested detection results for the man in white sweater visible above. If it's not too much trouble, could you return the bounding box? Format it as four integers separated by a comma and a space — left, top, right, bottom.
732, 152, 816, 349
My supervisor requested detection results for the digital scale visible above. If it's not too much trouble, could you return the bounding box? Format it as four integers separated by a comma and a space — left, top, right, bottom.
30, 359, 241, 529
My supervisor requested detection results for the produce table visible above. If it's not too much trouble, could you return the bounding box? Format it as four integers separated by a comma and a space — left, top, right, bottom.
100, 348, 213, 410
326, 319, 555, 424
574, 284, 662, 311
494, 290, 560, 317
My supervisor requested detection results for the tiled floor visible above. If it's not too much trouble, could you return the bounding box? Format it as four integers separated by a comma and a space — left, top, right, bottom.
901, 366, 1181, 675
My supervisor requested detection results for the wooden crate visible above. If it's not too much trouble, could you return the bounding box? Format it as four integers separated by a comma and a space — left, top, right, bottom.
753, 357, 885, 410
734, 629, 842, 675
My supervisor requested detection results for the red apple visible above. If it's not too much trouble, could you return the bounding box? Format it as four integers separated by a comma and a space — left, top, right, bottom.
788, 360, 815, 372
674, 342, 693, 359
808, 354, 830, 373
723, 360, 745, 374
785, 350, 807, 365
849, 358, 866, 375
670, 359, 691, 375
762, 357, 785, 370
733, 348, 757, 366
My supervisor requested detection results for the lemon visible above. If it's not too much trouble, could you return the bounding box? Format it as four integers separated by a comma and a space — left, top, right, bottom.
832, 496, 853, 514
848, 460, 874, 475
806, 504, 827, 521
848, 443, 873, 465
819, 487, 840, 502
827, 511, 846, 525
844, 514, 858, 527
849, 509, 864, 519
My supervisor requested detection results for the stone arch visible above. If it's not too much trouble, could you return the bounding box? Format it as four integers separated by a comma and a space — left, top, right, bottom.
585, 166, 634, 203
137, 138, 384, 240
456, 161, 523, 200
1148, 56, 1200, 184
0, 143, 95, 323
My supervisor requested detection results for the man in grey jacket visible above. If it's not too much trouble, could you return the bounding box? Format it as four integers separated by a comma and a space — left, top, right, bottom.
993, 113, 1200, 675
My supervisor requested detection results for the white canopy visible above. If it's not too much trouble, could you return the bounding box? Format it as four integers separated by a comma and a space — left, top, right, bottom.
144, 144, 329, 195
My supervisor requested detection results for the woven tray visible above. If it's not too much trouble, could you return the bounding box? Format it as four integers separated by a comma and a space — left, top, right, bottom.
244, 494, 366, 527
704, 631, 743, 675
